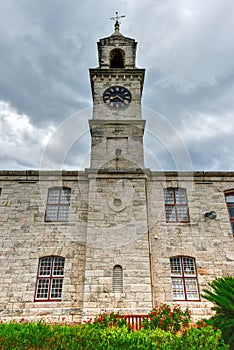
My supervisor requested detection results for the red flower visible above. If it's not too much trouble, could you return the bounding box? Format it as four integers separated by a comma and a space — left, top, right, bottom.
213, 326, 217, 331
62, 317, 65, 321
197, 324, 201, 329
159, 320, 163, 325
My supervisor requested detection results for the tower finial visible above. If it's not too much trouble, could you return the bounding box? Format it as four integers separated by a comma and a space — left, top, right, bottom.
110, 11, 125, 32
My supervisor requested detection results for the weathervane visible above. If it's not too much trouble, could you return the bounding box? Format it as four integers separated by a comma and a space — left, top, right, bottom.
110, 11, 125, 31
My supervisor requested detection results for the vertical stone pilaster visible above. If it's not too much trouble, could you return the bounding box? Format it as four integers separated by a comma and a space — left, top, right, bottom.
82, 174, 152, 320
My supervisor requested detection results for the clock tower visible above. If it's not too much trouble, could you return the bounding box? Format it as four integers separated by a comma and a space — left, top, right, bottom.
89, 18, 145, 169
83, 17, 152, 320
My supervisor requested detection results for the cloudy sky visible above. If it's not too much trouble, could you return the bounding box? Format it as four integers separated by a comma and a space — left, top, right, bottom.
0, 0, 234, 171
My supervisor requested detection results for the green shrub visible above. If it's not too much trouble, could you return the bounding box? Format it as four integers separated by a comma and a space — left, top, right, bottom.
202, 276, 234, 348
202, 276, 234, 317
0, 319, 229, 350
143, 304, 191, 333
175, 325, 229, 350
86, 310, 127, 328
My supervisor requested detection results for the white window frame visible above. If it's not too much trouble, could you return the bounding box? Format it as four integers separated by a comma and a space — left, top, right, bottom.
170, 256, 200, 301
35, 256, 65, 301
164, 188, 189, 223
225, 192, 234, 236
45, 187, 71, 222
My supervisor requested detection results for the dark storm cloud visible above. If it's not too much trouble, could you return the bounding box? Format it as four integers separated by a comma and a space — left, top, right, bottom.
0, 0, 233, 170
0, 0, 106, 126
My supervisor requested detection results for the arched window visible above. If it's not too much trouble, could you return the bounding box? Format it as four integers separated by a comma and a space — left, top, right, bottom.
170, 256, 199, 301
45, 187, 71, 222
225, 192, 234, 236
110, 49, 125, 68
164, 188, 189, 223
113, 265, 123, 292
35, 256, 65, 301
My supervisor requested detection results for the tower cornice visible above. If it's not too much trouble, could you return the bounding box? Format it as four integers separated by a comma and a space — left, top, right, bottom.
89, 68, 145, 98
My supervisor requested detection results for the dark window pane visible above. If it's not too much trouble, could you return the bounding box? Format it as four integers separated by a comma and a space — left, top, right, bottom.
53, 257, 65, 276
164, 189, 174, 204
228, 207, 234, 218
177, 206, 189, 221
46, 205, 58, 221
39, 257, 52, 276
50, 278, 63, 299
182, 257, 195, 275
175, 189, 186, 204
165, 206, 176, 221
231, 222, 234, 233
36, 279, 49, 299
170, 257, 182, 275
48, 189, 60, 204
172, 278, 184, 300
185, 279, 199, 300
60, 189, 71, 204
58, 206, 70, 221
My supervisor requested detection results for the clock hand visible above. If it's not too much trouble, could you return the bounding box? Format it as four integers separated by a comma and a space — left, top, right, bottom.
108, 95, 117, 100
109, 94, 125, 102
116, 95, 125, 102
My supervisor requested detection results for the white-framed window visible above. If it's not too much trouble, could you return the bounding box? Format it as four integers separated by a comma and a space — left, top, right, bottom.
225, 192, 234, 236
170, 256, 199, 301
35, 256, 65, 301
45, 187, 71, 222
113, 265, 123, 292
164, 188, 189, 223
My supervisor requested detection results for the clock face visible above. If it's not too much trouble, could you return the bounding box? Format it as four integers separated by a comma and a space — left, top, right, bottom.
103, 86, 131, 109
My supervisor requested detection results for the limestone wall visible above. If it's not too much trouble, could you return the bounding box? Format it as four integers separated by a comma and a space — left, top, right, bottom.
0, 171, 88, 323
147, 171, 234, 320
82, 172, 152, 320
0, 170, 233, 323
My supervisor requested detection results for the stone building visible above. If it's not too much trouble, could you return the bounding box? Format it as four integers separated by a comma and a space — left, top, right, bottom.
0, 20, 234, 323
